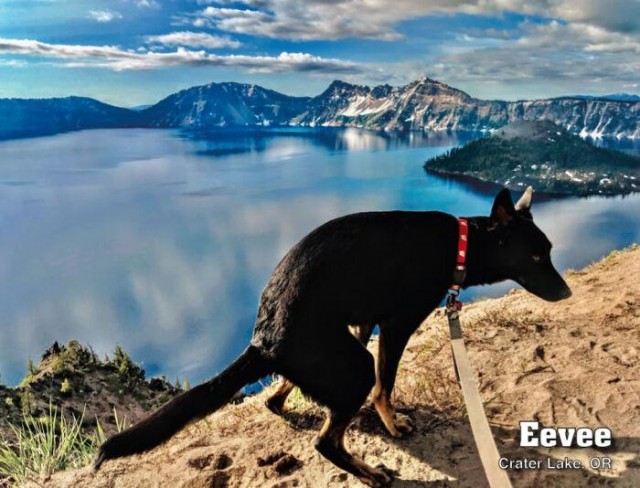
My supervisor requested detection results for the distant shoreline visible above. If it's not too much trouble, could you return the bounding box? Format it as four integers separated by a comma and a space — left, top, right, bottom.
2, 124, 640, 146
425, 166, 640, 199
424, 168, 577, 201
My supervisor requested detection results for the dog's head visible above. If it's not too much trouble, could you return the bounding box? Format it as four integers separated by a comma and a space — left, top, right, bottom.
486, 187, 571, 302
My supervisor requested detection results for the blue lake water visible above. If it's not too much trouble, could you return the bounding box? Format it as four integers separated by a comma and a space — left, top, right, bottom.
0, 127, 639, 386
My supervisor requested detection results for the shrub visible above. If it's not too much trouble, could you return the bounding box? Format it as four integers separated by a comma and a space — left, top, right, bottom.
0, 405, 99, 484
60, 379, 72, 396
0, 405, 125, 485
112, 345, 145, 388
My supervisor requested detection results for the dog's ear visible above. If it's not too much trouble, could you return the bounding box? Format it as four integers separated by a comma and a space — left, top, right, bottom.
490, 188, 516, 225
515, 186, 533, 219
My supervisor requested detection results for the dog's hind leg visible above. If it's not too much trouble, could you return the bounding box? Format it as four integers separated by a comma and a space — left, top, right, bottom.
283, 330, 392, 487
316, 409, 394, 488
373, 316, 424, 438
265, 378, 295, 414
267, 324, 375, 416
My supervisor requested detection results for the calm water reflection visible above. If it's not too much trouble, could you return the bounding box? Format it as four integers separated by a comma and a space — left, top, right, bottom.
0, 128, 638, 385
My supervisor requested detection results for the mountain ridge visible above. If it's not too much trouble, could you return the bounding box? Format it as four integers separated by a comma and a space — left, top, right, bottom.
0, 97, 142, 140
567, 94, 640, 103
1, 77, 639, 139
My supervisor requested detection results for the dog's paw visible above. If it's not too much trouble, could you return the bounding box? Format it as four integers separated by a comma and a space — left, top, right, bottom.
384, 413, 415, 438
375, 462, 399, 477
358, 463, 396, 487
394, 412, 415, 435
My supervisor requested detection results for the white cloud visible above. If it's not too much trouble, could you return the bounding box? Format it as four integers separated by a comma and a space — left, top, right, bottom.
462, 27, 517, 41
180, 0, 640, 42
549, 0, 640, 34
93, 50, 364, 74
513, 21, 640, 54
0, 38, 364, 74
88, 9, 123, 23
187, 4, 404, 40
0, 59, 27, 68
164, 0, 640, 94
0, 38, 138, 59
136, 0, 160, 7
429, 20, 640, 86
145, 31, 242, 49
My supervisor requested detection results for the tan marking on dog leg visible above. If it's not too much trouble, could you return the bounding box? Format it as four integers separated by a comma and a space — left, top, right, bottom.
265, 378, 295, 415
372, 386, 415, 437
372, 343, 402, 438
372, 384, 403, 438
372, 330, 415, 438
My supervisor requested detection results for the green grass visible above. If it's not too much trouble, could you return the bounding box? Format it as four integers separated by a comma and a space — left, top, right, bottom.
0, 404, 125, 486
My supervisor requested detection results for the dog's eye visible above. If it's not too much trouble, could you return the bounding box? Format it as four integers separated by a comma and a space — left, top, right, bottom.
532, 255, 541, 263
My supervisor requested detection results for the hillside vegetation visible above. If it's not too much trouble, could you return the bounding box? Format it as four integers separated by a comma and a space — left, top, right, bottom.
0, 341, 181, 447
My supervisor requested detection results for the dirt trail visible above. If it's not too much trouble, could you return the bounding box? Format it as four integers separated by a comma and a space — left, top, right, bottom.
32, 245, 640, 487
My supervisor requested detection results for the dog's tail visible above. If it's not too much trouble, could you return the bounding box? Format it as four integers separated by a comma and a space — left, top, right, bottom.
94, 344, 270, 470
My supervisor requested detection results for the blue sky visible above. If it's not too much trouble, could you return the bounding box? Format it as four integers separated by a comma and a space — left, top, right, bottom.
1, 0, 639, 107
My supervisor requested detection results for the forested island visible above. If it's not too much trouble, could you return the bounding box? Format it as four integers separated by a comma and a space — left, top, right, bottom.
425, 120, 640, 196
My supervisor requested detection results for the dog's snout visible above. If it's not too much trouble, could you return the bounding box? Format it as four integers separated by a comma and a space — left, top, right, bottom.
560, 286, 572, 300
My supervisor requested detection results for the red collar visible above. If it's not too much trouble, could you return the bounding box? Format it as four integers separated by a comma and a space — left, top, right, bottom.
450, 218, 468, 291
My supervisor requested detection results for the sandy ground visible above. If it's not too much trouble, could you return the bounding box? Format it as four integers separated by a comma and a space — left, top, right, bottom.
29, 245, 640, 488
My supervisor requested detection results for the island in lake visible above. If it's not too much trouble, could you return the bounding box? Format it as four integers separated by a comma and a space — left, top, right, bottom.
424, 120, 640, 196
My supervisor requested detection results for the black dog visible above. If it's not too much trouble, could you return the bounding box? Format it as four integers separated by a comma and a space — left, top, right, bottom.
95, 187, 571, 486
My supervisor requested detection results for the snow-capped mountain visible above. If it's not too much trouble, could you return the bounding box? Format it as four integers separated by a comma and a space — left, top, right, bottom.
1, 78, 639, 139
289, 78, 639, 138
140, 77, 640, 139
140, 82, 310, 128
292, 78, 480, 129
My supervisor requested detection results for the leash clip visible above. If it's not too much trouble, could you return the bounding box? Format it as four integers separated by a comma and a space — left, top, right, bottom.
446, 290, 463, 319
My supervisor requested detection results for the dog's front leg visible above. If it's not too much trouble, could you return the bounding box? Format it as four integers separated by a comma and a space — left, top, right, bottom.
372, 322, 416, 438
